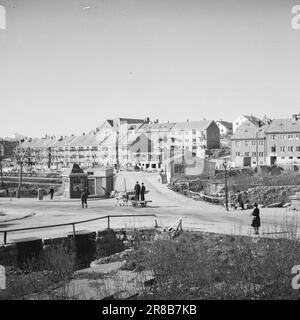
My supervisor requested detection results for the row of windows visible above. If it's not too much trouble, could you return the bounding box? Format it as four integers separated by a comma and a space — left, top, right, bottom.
172, 130, 203, 135
272, 146, 300, 152
236, 152, 264, 157
244, 140, 264, 146
280, 156, 300, 160
271, 134, 300, 140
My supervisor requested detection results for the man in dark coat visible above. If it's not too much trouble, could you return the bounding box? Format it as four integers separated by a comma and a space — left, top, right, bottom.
81, 191, 88, 208
134, 181, 141, 201
251, 203, 260, 234
49, 187, 54, 200
141, 183, 146, 201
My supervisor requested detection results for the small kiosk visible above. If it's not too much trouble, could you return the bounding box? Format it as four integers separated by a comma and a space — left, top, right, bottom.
62, 164, 88, 199
86, 168, 115, 197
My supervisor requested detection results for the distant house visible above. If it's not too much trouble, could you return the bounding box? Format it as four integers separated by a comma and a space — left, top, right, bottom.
216, 121, 233, 136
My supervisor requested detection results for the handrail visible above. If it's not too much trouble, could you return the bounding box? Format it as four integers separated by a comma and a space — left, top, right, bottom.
0, 214, 157, 244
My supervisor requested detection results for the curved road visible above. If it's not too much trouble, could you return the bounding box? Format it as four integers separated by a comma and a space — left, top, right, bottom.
0, 171, 299, 243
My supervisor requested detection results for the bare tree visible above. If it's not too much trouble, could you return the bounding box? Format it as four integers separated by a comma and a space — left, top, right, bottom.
14, 147, 31, 198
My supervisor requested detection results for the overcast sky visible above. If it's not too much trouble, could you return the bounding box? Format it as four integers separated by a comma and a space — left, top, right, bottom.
0, 0, 300, 137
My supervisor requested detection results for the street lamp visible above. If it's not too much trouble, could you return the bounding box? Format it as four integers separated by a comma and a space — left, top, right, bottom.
223, 160, 229, 211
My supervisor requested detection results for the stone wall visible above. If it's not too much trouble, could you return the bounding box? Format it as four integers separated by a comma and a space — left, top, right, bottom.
0, 228, 157, 270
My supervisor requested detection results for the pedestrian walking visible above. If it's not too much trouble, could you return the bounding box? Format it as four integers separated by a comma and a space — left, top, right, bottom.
81, 191, 88, 208
251, 203, 261, 235
237, 190, 244, 210
134, 181, 140, 201
49, 187, 54, 200
141, 183, 146, 201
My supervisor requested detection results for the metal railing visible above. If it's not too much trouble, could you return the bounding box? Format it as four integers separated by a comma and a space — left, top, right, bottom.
0, 214, 157, 244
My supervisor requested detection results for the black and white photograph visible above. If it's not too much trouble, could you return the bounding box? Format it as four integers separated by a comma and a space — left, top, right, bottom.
1, 0, 300, 306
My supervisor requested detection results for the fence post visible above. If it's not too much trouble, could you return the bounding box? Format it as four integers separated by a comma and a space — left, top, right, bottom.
72, 224, 76, 237
107, 216, 110, 229
4, 232, 7, 245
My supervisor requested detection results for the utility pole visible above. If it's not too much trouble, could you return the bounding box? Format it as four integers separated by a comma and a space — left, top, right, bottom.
256, 128, 259, 171
223, 160, 229, 211
0, 156, 4, 187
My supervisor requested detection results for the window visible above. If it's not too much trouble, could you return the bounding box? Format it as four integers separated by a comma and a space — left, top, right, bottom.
297, 157, 300, 159
288, 146, 294, 152
236, 152, 240, 156
245, 152, 250, 156
192, 139, 196, 144
185, 130, 189, 135
296, 134, 300, 139
271, 146, 276, 152
185, 139, 189, 143
259, 140, 264, 145
174, 164, 184, 173
252, 152, 257, 157
288, 134, 294, 140
281, 156, 285, 159
289, 156, 293, 159
280, 135, 286, 140
280, 146, 286, 152
297, 147, 300, 152
245, 141, 249, 146
259, 152, 264, 157
192, 129, 196, 135
252, 141, 256, 145
271, 135, 276, 140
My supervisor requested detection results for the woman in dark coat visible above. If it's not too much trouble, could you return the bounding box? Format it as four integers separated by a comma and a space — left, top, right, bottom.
251, 203, 260, 235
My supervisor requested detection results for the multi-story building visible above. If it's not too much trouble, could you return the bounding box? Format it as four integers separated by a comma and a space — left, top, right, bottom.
231, 113, 300, 168
231, 122, 267, 167
17, 118, 221, 171
264, 114, 300, 166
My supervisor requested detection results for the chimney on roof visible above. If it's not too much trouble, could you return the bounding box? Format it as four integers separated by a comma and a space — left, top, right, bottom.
187, 119, 189, 122
83, 132, 85, 135
144, 117, 150, 123
292, 114, 300, 121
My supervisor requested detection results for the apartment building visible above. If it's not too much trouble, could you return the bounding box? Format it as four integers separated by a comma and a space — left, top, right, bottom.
264, 114, 300, 166
231, 113, 300, 168
231, 122, 267, 167
18, 118, 221, 171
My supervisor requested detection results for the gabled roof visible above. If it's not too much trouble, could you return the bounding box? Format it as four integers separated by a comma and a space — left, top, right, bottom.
217, 121, 232, 129
172, 120, 215, 131
139, 122, 175, 131
265, 118, 300, 133
62, 163, 87, 176
69, 134, 99, 147
55, 135, 78, 147
20, 138, 58, 149
231, 122, 267, 140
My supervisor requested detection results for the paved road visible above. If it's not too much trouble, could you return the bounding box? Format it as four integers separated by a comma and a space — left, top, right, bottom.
0, 171, 299, 243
